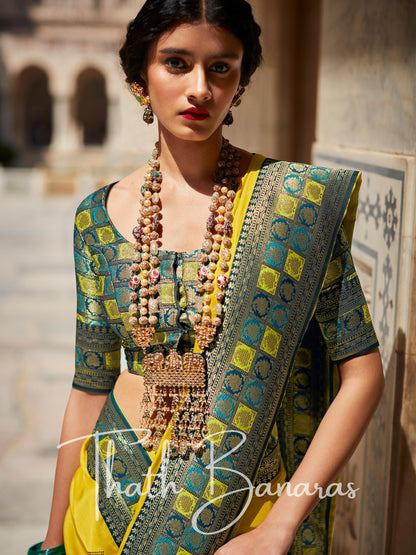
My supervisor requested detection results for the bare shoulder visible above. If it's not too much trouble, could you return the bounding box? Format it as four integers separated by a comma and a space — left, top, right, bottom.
107, 165, 146, 207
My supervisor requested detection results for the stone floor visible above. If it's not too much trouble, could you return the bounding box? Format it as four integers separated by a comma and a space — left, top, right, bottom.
0, 191, 86, 553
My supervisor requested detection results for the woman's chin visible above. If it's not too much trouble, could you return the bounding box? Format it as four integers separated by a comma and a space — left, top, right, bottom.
158, 120, 224, 143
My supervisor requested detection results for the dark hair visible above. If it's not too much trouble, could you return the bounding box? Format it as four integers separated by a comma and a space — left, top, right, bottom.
119, 0, 262, 88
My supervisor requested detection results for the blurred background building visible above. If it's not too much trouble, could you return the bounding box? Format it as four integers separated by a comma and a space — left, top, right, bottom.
0, 0, 156, 193
0, 1, 415, 554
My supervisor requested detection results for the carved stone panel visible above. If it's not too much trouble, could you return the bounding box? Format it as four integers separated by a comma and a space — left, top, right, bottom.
313, 144, 414, 554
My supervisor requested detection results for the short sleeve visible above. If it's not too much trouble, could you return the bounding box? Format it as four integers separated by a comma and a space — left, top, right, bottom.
314, 225, 379, 362
72, 217, 121, 394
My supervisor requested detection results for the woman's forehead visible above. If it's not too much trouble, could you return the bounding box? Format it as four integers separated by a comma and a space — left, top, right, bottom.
150, 22, 243, 57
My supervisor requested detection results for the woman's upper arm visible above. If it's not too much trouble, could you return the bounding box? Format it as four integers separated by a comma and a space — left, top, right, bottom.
337, 348, 384, 405
60, 387, 108, 442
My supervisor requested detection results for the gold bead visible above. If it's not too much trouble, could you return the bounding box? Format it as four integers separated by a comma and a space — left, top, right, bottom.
214, 303, 222, 315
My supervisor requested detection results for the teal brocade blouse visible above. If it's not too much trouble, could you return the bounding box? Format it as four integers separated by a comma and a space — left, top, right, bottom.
72, 183, 378, 394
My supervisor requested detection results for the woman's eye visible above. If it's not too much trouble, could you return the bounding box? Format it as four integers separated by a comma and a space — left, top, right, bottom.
165, 58, 187, 71
210, 62, 231, 74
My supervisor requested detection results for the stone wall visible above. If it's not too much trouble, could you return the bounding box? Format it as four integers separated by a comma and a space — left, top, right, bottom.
314, 0, 416, 553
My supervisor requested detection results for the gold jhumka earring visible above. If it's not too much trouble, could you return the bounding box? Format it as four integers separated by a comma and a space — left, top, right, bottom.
223, 87, 245, 126
131, 82, 154, 124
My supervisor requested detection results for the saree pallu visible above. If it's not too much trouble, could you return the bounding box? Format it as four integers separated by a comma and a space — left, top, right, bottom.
64, 158, 378, 554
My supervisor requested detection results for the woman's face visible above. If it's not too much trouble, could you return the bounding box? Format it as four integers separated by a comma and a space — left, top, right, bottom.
143, 22, 244, 142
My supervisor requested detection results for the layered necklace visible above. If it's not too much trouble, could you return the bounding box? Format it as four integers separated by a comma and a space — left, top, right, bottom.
129, 138, 241, 457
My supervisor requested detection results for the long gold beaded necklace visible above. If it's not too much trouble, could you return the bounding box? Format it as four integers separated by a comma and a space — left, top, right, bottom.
128, 138, 241, 457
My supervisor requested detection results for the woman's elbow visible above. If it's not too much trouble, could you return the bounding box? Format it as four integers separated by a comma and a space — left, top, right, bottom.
368, 347, 385, 403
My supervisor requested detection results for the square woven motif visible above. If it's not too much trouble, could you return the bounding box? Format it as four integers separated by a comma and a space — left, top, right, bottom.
275, 194, 299, 219
231, 342, 256, 372
284, 250, 305, 281
257, 265, 280, 295
303, 180, 325, 206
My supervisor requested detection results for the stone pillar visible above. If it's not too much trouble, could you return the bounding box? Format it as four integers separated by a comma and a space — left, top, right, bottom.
314, 0, 416, 553
50, 94, 78, 152
105, 96, 121, 150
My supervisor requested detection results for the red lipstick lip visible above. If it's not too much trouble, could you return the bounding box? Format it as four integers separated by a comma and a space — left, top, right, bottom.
180, 107, 210, 120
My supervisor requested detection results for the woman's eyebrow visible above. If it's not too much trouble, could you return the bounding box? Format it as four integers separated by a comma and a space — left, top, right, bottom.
159, 47, 240, 59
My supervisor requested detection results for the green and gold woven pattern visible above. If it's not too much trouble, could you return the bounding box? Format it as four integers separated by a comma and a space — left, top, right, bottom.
73, 187, 201, 392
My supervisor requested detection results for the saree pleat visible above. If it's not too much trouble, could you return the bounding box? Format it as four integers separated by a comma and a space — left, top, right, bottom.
64, 159, 378, 554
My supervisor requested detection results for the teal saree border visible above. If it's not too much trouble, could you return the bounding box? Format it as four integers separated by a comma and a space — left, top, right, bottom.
87, 392, 152, 546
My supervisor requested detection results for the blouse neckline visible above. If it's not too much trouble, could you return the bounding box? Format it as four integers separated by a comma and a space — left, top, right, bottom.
101, 153, 262, 256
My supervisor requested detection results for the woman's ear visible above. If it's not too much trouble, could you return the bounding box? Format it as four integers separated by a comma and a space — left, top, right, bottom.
232, 86, 245, 107
139, 73, 149, 96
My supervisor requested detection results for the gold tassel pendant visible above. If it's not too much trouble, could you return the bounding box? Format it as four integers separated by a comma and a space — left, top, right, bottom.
140, 350, 209, 457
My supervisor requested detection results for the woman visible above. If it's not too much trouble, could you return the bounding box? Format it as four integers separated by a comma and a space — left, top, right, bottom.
30, 0, 384, 553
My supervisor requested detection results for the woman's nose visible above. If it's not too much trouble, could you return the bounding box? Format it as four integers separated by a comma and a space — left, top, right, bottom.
186, 66, 212, 103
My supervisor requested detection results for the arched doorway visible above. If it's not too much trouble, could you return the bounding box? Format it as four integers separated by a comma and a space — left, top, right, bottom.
74, 68, 107, 145
15, 66, 52, 148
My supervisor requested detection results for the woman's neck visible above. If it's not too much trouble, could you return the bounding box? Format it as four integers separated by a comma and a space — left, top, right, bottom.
157, 128, 224, 195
